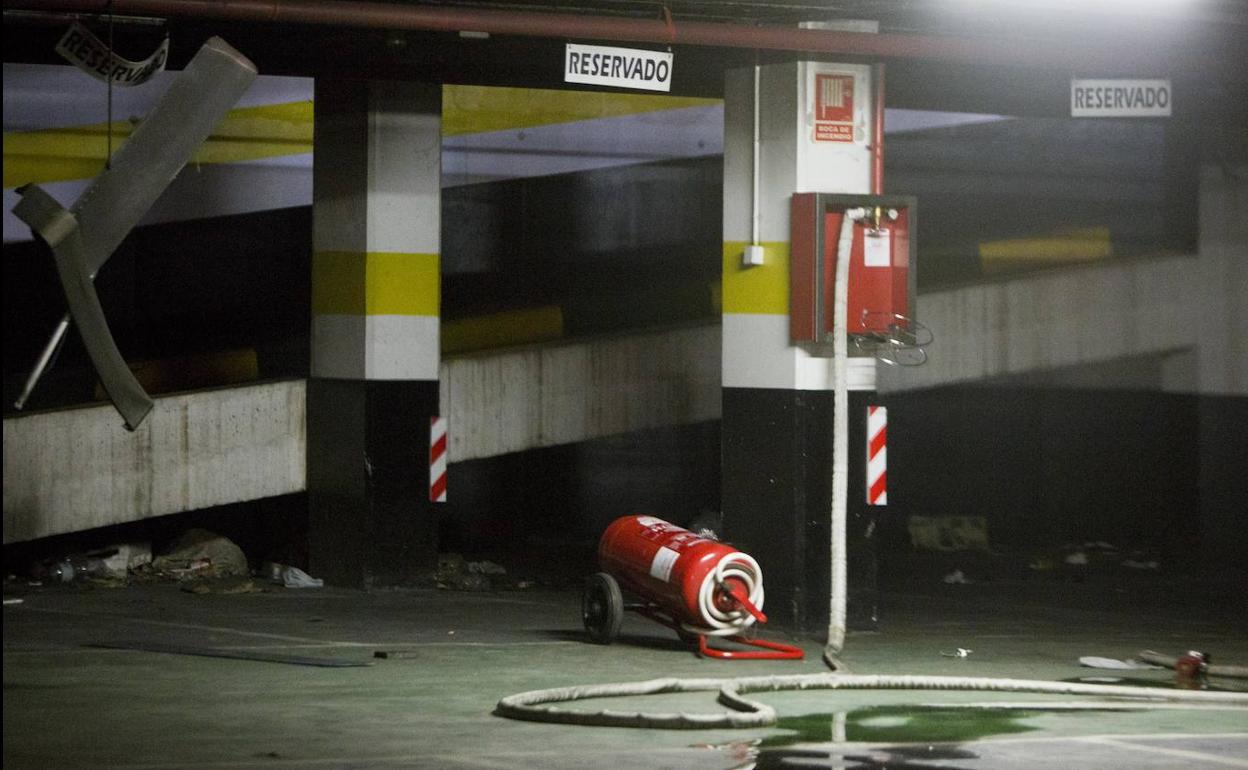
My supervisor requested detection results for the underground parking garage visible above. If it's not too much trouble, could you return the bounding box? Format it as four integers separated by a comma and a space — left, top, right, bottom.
3, 1, 1248, 768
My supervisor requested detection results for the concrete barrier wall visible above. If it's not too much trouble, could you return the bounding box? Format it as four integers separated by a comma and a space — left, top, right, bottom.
877, 254, 1201, 393
2, 324, 721, 543
3, 380, 306, 544
440, 322, 721, 463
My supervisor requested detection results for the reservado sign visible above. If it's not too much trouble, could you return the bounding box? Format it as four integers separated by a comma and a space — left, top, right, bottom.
55, 22, 169, 86
565, 43, 673, 93
1071, 79, 1171, 118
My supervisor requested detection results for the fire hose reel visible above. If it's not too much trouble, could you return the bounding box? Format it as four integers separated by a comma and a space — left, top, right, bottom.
583, 515, 803, 660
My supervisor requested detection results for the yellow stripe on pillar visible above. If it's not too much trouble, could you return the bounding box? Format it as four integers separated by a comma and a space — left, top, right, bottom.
721, 241, 791, 315
312, 251, 439, 317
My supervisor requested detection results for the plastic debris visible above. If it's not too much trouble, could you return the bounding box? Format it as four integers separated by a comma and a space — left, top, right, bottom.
281, 566, 324, 589
941, 648, 973, 658
152, 529, 248, 578
101, 542, 152, 577
3, 598, 23, 605
466, 560, 506, 576
942, 569, 971, 584
909, 515, 990, 552
1079, 656, 1163, 670
1064, 551, 1089, 566
1121, 559, 1159, 570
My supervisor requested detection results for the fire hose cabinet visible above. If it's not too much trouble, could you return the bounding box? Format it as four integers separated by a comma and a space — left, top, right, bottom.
790, 193, 918, 347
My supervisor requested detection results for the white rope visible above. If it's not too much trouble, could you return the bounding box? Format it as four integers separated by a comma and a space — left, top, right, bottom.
496, 673, 1248, 730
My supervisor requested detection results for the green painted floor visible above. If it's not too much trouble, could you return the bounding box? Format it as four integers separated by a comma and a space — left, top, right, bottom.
4, 577, 1246, 768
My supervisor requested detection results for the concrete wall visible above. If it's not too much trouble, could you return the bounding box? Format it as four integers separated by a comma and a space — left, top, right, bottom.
3, 323, 720, 543
440, 322, 720, 462
3, 380, 306, 544
880, 164, 1247, 398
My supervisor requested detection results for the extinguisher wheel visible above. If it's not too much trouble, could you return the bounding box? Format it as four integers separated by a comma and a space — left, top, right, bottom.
582, 572, 624, 644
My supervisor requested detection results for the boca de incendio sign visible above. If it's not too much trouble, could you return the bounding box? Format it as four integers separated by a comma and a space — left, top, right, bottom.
565, 44, 673, 93
1071, 79, 1171, 118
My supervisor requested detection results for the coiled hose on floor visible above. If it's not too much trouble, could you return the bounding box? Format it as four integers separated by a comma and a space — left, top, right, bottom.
496, 672, 1248, 729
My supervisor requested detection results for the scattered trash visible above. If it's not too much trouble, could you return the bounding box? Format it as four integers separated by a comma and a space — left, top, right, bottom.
436, 552, 493, 591
163, 558, 214, 579
1028, 557, 1056, 571
1064, 551, 1089, 566
908, 515, 990, 552
466, 560, 506, 576
102, 542, 152, 577
1079, 656, 1163, 670
261, 562, 324, 588
43, 553, 119, 583
516, 580, 535, 589
281, 566, 324, 589
152, 529, 248, 578
942, 569, 971, 585
1121, 558, 1159, 570
3, 598, 24, 605
941, 648, 973, 658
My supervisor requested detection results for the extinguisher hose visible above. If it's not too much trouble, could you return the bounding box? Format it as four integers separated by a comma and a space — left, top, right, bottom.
682, 553, 766, 638
496, 672, 1248, 730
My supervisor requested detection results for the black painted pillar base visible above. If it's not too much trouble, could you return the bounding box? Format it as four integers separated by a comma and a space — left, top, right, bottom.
722, 387, 879, 636
307, 379, 440, 588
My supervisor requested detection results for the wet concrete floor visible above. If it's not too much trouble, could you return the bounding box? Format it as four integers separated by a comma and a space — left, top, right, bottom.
4, 577, 1246, 768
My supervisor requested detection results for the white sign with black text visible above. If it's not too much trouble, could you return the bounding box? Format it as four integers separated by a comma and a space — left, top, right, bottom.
1071, 79, 1171, 118
565, 44, 673, 93
55, 21, 169, 86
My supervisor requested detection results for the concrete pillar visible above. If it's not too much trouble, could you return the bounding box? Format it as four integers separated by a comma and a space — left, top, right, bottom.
307, 80, 442, 587
721, 62, 881, 632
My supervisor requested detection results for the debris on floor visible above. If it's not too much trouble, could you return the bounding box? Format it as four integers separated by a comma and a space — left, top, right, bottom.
436, 553, 493, 591
942, 569, 972, 585
908, 515, 990, 553
940, 647, 974, 658
259, 562, 324, 588
1078, 656, 1163, 670
150, 529, 249, 579
281, 566, 324, 589
466, 560, 506, 576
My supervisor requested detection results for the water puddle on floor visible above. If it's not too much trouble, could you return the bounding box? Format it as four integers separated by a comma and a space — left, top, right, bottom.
701, 705, 1121, 769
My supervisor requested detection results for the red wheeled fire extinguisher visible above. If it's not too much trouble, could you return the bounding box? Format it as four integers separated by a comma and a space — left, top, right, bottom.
583, 515, 804, 660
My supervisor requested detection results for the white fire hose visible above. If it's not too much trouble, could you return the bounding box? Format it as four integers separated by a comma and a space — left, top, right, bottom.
681, 552, 766, 638
825, 206, 863, 660
497, 672, 1248, 729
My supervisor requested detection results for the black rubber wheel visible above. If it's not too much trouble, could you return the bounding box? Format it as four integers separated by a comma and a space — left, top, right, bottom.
582, 572, 624, 644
